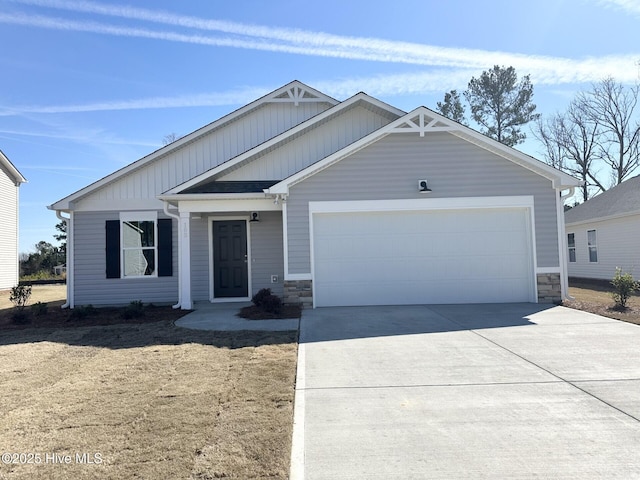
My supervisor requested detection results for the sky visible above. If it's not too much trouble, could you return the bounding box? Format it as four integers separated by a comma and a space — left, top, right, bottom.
0, 0, 639, 253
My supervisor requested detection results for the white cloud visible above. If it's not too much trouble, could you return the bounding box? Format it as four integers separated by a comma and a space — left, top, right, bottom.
594, 0, 640, 15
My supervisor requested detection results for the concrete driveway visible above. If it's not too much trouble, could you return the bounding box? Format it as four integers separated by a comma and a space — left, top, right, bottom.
291, 304, 640, 479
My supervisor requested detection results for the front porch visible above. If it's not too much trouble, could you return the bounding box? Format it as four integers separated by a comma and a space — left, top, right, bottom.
176, 301, 299, 331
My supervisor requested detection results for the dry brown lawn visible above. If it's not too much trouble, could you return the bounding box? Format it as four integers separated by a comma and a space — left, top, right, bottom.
565, 278, 640, 325
0, 285, 298, 479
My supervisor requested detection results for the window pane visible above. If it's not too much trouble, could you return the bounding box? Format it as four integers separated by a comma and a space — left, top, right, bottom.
587, 230, 596, 246
567, 233, 575, 248
123, 221, 155, 248
569, 249, 576, 262
589, 247, 598, 263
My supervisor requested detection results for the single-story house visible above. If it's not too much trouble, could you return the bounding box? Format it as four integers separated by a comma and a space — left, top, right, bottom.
0, 150, 27, 290
49, 81, 580, 309
565, 175, 640, 280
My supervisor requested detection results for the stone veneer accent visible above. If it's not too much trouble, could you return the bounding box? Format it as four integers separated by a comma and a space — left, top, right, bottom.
283, 280, 313, 307
537, 273, 562, 304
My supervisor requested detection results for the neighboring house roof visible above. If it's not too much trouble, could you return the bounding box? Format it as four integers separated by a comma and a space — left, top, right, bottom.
0, 150, 27, 185
565, 175, 640, 225
267, 106, 581, 195
48, 80, 338, 211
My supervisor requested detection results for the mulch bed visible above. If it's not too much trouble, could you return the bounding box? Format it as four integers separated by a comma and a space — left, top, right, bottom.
0, 303, 189, 330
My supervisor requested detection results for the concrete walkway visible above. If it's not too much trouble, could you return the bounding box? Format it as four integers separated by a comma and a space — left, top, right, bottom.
291, 304, 640, 479
175, 302, 299, 331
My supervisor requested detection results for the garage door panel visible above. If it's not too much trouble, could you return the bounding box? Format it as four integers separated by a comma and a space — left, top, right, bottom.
313, 207, 534, 306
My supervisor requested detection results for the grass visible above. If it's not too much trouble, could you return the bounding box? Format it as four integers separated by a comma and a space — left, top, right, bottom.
565, 278, 640, 325
0, 285, 298, 479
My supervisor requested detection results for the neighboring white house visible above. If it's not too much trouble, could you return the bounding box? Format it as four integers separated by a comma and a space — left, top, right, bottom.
565, 175, 640, 280
49, 81, 580, 309
0, 150, 27, 290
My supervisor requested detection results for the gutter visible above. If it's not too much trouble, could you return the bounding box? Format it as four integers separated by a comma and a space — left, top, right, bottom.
54, 210, 73, 309
163, 201, 182, 309
557, 187, 576, 302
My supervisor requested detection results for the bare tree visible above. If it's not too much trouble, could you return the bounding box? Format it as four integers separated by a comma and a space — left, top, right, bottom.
534, 100, 605, 202
578, 78, 640, 185
162, 132, 180, 145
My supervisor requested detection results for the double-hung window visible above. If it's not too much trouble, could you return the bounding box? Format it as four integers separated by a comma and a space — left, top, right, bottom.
567, 233, 576, 262
120, 212, 157, 277
587, 229, 598, 263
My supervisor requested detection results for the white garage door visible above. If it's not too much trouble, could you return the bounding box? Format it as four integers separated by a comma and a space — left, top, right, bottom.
312, 207, 534, 306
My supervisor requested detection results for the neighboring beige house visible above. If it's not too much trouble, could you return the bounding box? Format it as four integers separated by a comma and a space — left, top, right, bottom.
49, 81, 580, 309
565, 175, 640, 280
0, 150, 26, 290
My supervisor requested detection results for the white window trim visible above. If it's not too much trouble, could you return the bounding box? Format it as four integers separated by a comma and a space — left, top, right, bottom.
587, 229, 598, 263
567, 233, 576, 263
119, 211, 158, 278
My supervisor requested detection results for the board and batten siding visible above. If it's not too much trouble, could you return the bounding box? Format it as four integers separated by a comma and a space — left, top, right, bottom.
567, 214, 640, 280
189, 211, 284, 301
287, 132, 560, 274
74, 102, 332, 211
0, 164, 19, 290
73, 211, 178, 306
218, 104, 396, 181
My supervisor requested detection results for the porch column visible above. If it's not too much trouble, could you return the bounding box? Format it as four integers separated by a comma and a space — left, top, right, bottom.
179, 211, 192, 310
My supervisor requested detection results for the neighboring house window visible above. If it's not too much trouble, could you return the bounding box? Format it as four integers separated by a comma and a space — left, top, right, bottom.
567, 233, 576, 263
587, 229, 598, 263
105, 212, 173, 279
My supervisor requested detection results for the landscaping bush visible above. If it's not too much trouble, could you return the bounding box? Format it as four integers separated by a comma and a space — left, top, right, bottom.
251, 288, 273, 308
122, 300, 145, 319
611, 267, 639, 310
69, 304, 97, 320
31, 301, 48, 316
10, 284, 32, 310
260, 294, 283, 314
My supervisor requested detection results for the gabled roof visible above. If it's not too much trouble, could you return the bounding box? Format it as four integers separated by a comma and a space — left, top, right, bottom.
0, 150, 26, 185
267, 106, 581, 195
565, 175, 640, 225
49, 81, 338, 211
163, 92, 405, 195
182, 180, 279, 194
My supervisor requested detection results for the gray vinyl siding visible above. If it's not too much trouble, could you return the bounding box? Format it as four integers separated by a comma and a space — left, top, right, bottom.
76, 102, 332, 208
219, 104, 395, 181
73, 211, 178, 306
189, 212, 284, 301
190, 217, 210, 301
0, 165, 18, 290
287, 132, 559, 273
567, 214, 640, 280
249, 211, 284, 297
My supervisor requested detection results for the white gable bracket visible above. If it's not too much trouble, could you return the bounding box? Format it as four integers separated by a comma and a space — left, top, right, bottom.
268, 85, 323, 106
390, 112, 455, 137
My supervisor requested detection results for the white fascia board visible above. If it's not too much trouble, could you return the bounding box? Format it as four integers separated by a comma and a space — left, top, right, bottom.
268, 106, 581, 195
0, 150, 26, 184
565, 210, 640, 228
308, 195, 535, 213
49, 81, 338, 211
164, 93, 404, 195
177, 198, 281, 213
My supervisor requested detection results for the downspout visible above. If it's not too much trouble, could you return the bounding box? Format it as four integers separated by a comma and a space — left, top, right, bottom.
557, 187, 576, 302
55, 210, 73, 309
163, 201, 182, 309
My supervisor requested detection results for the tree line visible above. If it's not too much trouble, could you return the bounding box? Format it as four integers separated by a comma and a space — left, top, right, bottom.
435, 65, 640, 202
20, 221, 66, 278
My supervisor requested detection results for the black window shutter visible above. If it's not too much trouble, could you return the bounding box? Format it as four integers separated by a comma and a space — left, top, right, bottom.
158, 218, 173, 277
105, 220, 120, 278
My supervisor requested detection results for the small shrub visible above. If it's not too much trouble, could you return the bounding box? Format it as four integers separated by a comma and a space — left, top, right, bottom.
122, 300, 145, 320
260, 294, 283, 314
10, 284, 32, 310
611, 267, 639, 310
69, 304, 97, 320
31, 301, 48, 316
252, 288, 272, 308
